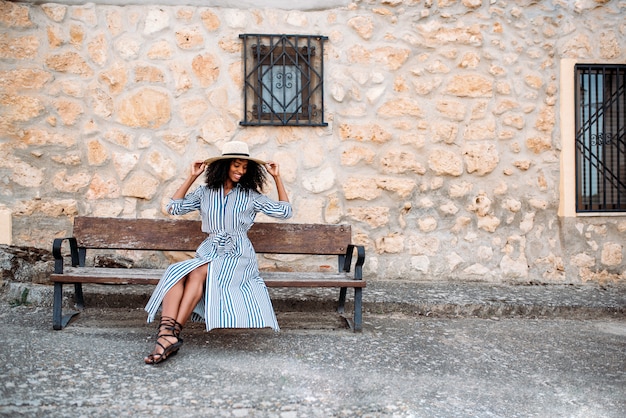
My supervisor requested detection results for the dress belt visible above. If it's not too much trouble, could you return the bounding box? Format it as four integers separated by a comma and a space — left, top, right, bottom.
208, 230, 246, 256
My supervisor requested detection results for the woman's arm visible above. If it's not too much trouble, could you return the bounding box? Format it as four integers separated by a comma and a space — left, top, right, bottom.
265, 161, 289, 203
172, 161, 206, 200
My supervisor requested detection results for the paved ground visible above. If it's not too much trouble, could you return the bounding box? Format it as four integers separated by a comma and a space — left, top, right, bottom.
0, 281, 625, 417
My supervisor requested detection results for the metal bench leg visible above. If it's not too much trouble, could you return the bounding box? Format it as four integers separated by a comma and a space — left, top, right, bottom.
353, 287, 363, 333
53, 283, 63, 330
337, 287, 347, 314
74, 283, 84, 309
52, 282, 81, 330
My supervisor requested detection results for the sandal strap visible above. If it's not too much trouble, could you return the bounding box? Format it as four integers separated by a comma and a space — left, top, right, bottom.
145, 337, 182, 364
144, 316, 184, 365
146, 327, 183, 364
157, 316, 183, 337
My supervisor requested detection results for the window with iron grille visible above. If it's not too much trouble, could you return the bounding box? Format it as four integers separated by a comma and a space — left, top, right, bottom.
575, 64, 626, 212
240, 34, 328, 127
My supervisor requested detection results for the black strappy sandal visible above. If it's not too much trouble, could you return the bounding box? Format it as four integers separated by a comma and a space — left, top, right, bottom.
144, 316, 184, 365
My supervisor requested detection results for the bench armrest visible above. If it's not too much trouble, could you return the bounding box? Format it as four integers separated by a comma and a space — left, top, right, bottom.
52, 237, 79, 274
342, 244, 365, 279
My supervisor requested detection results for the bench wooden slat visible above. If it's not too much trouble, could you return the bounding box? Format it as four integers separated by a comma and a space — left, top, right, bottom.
50, 267, 366, 288
73, 217, 351, 255
250, 223, 350, 255
74, 217, 202, 251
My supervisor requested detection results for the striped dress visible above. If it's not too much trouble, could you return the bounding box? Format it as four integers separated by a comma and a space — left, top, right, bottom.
145, 184, 292, 331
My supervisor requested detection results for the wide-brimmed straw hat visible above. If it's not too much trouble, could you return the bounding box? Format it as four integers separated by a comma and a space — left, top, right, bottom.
204, 141, 266, 165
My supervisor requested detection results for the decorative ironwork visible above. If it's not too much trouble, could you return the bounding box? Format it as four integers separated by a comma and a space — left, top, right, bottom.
240, 34, 328, 127
575, 64, 626, 212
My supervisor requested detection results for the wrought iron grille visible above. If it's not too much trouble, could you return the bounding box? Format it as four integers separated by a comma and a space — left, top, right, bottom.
575, 64, 626, 212
240, 34, 328, 127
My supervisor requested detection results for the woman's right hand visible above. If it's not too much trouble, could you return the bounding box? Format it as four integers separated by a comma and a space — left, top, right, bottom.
171, 161, 206, 200
190, 161, 206, 177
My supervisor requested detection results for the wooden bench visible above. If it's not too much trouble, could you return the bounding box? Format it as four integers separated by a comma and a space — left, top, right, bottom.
51, 217, 366, 332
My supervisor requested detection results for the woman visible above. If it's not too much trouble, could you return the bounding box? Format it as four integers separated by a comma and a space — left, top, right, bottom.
144, 141, 292, 365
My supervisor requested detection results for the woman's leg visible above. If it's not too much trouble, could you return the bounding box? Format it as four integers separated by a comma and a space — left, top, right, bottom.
168, 263, 207, 327
144, 264, 208, 364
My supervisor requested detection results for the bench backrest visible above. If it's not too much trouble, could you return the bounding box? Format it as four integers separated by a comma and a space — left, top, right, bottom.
71, 217, 351, 255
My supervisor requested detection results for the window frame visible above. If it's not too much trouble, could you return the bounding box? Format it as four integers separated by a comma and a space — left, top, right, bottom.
559, 59, 626, 217
574, 64, 626, 213
239, 34, 328, 127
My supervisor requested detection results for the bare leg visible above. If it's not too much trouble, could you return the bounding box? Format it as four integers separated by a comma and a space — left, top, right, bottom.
167, 263, 207, 326
144, 264, 208, 364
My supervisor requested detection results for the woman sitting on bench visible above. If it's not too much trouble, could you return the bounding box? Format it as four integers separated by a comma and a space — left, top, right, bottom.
144, 141, 292, 365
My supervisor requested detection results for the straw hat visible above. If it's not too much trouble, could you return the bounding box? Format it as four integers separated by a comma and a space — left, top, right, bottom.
203, 141, 266, 165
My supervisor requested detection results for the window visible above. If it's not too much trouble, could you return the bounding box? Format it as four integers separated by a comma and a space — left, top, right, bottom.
575, 64, 626, 212
240, 34, 328, 127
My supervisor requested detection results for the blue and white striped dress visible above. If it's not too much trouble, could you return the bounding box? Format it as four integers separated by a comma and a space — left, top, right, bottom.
145, 184, 292, 331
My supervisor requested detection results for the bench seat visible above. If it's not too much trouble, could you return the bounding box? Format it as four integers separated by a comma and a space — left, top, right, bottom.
52, 267, 367, 288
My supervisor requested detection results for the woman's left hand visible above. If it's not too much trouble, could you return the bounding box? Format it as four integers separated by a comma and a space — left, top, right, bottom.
266, 161, 288, 202
265, 161, 280, 177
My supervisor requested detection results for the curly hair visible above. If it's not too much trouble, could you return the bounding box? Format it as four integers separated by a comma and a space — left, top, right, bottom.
205, 159, 267, 193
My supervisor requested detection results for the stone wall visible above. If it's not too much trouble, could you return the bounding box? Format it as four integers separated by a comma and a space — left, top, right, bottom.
0, 0, 625, 284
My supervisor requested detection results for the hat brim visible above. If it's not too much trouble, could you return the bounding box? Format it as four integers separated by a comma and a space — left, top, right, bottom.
204, 155, 267, 166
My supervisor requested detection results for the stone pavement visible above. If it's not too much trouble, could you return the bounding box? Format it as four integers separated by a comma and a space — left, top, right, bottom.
0, 280, 625, 417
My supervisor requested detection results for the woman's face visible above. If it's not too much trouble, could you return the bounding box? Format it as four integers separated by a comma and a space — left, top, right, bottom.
227, 159, 248, 184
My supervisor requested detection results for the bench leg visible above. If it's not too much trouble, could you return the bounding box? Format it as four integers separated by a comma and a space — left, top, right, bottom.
337, 287, 347, 314
74, 283, 84, 309
52, 282, 81, 330
353, 287, 363, 333
53, 283, 63, 330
